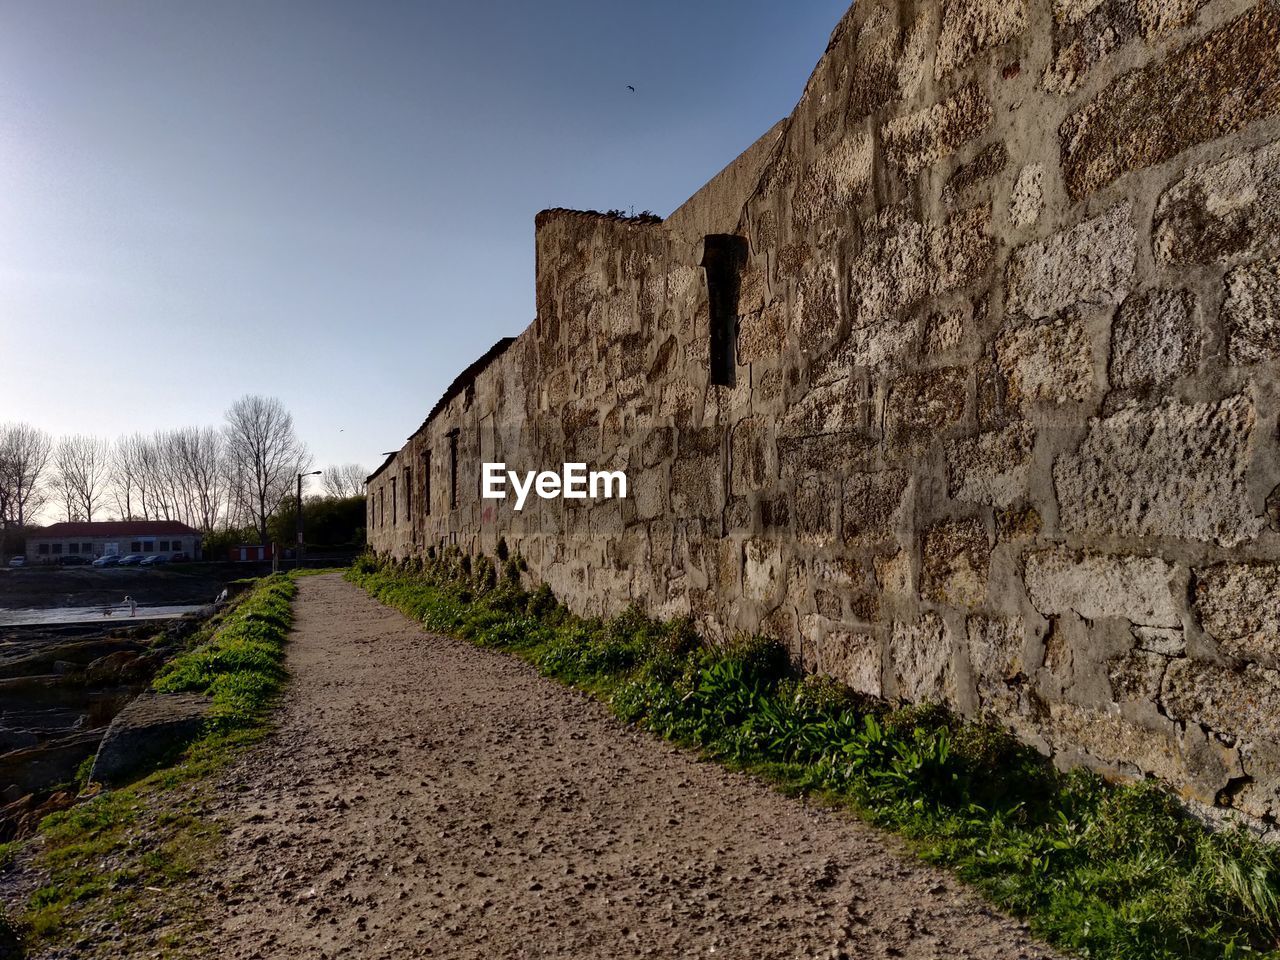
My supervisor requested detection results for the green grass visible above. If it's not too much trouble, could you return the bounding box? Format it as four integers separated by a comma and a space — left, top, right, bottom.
153, 574, 296, 725
2, 573, 298, 955
349, 550, 1280, 960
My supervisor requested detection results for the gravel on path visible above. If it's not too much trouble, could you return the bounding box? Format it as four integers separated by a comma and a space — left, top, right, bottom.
192, 573, 1062, 960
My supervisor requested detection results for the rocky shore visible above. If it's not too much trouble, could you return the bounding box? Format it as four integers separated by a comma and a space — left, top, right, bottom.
0, 614, 210, 841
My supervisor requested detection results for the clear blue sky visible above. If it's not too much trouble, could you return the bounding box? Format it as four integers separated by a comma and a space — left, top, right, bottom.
0, 0, 847, 474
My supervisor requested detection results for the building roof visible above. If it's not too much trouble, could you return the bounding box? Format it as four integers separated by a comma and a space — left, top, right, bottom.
423, 336, 517, 424
368, 336, 519, 483
30, 520, 202, 540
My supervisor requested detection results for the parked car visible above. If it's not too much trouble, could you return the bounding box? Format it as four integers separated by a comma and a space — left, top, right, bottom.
169, 552, 189, 563
140, 554, 166, 566
7, 556, 25, 567
58, 555, 91, 566
116, 554, 145, 566
92, 555, 120, 567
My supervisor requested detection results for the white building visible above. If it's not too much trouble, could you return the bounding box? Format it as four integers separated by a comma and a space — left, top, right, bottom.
26, 521, 203, 563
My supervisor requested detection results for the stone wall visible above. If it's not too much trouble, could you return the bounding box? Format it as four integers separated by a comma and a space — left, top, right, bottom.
369, 0, 1280, 829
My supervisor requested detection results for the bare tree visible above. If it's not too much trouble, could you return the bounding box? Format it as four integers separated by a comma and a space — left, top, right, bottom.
322, 463, 369, 499
143, 431, 181, 522
0, 423, 52, 527
224, 395, 310, 545
54, 434, 110, 522
169, 426, 228, 531
111, 434, 149, 520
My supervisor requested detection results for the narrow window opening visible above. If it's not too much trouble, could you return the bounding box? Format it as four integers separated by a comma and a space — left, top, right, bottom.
405, 466, 413, 522
379, 487, 385, 527
448, 430, 460, 509
423, 450, 432, 516
701, 234, 748, 387
391, 477, 398, 525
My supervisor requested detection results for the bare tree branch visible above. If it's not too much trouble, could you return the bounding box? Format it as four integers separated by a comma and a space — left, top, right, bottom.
322, 463, 369, 499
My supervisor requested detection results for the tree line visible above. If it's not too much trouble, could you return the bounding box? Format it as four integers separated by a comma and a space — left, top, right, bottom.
0, 394, 368, 546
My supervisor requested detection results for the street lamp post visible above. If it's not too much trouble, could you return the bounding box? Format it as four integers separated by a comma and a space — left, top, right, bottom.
296, 471, 322, 567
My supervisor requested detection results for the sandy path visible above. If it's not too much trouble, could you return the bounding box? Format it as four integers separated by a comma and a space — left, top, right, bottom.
193, 574, 1060, 960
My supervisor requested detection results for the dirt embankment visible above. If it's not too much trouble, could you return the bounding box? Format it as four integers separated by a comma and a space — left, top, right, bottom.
165, 574, 1059, 960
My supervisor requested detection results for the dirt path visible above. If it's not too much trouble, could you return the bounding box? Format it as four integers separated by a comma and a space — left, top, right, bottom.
191, 574, 1060, 960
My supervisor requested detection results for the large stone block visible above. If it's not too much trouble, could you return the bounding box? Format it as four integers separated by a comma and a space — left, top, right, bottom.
1109, 289, 1200, 389
1195, 562, 1280, 664
743, 538, 783, 603
802, 618, 884, 697
1135, 0, 1207, 37
841, 470, 911, 546
1154, 138, 1280, 265
670, 440, 719, 518
795, 475, 840, 545
967, 615, 1026, 711
1024, 549, 1181, 626
925, 305, 967, 356
848, 205, 929, 327
640, 426, 674, 467
795, 260, 844, 356
882, 84, 993, 178
793, 134, 874, 225
845, 6, 911, 124
847, 205, 992, 332
921, 518, 991, 607
1162, 658, 1280, 742
1006, 205, 1136, 319
946, 421, 1035, 507
1043, 0, 1205, 95
810, 556, 863, 587
891, 615, 955, 705
1223, 259, 1280, 366
813, 319, 920, 380
738, 298, 788, 363
936, 0, 1028, 78
631, 468, 667, 522
1108, 650, 1167, 703
778, 431, 877, 477
874, 550, 914, 601
780, 381, 871, 438
730, 417, 773, 494
1054, 395, 1263, 547
1043, 702, 1216, 795
929, 205, 995, 294
1060, 5, 1280, 199
885, 368, 968, 446
996, 312, 1096, 406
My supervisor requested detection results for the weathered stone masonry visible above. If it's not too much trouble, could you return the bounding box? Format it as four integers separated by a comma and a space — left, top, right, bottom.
370, 0, 1280, 829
